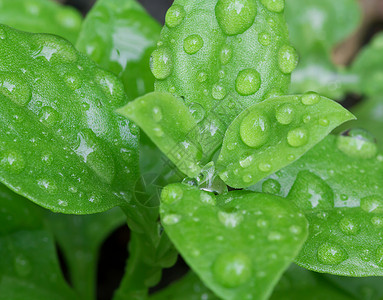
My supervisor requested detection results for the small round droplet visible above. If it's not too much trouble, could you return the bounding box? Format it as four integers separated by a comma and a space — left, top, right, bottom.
0, 73, 32, 106
0, 150, 25, 174
162, 214, 181, 225
276, 104, 294, 125
319, 118, 329, 127
303, 114, 311, 124
215, 0, 257, 35
38, 106, 60, 127
261, 0, 285, 13
317, 243, 347, 265
287, 128, 309, 147
258, 32, 271, 46
360, 195, 383, 213
165, 4, 186, 28
150, 48, 173, 80
197, 72, 207, 82
14, 255, 32, 277
240, 111, 270, 148
339, 217, 359, 235
212, 252, 252, 287
235, 69, 261, 96
262, 179, 281, 195
218, 210, 243, 228
278, 45, 298, 74
152, 106, 162, 122
337, 129, 378, 159
212, 84, 226, 100
184, 34, 204, 55
189, 103, 205, 123
242, 174, 253, 183
258, 162, 271, 172
302, 91, 320, 105
37, 178, 57, 193
220, 45, 232, 65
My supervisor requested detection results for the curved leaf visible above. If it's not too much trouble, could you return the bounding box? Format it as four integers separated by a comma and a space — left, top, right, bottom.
249, 134, 383, 276
0, 0, 82, 44
118, 91, 202, 178
153, 0, 295, 158
160, 183, 308, 300
0, 184, 78, 300
0, 25, 139, 214
76, 0, 161, 99
217, 94, 354, 188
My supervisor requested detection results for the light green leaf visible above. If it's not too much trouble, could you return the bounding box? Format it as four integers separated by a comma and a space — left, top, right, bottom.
0, 25, 139, 214
0, 184, 78, 300
118, 91, 202, 178
249, 134, 383, 276
76, 0, 161, 100
0, 0, 82, 44
217, 94, 354, 188
160, 183, 308, 300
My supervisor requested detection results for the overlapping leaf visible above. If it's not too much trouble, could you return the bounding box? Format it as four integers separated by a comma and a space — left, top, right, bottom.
0, 25, 139, 214
160, 183, 308, 300
217, 94, 354, 188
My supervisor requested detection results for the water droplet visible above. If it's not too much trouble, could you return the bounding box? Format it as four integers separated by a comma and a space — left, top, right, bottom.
38, 106, 60, 127
184, 34, 204, 55
161, 185, 183, 205
317, 242, 347, 265
215, 0, 257, 35
182, 177, 198, 187
360, 195, 383, 213
218, 69, 225, 79
371, 216, 383, 227
339, 217, 359, 235
212, 252, 252, 287
262, 179, 281, 195
257, 219, 268, 228
152, 106, 162, 122
258, 32, 271, 46
31, 35, 77, 63
64, 72, 82, 90
37, 178, 57, 193
150, 48, 173, 80
268, 231, 282, 241
58, 199, 68, 207
0, 150, 25, 174
128, 122, 139, 136
261, 0, 285, 12
240, 111, 270, 148
200, 192, 216, 205
303, 114, 311, 124
0, 73, 32, 106
212, 84, 226, 100
319, 118, 329, 127
165, 4, 186, 28
95, 70, 125, 105
218, 210, 243, 228
287, 128, 309, 147
41, 152, 53, 165
14, 255, 32, 277
242, 174, 253, 183
162, 214, 181, 225
278, 45, 298, 74
197, 72, 207, 82
258, 162, 271, 172
276, 103, 294, 125
289, 225, 302, 235
189, 103, 205, 123
337, 129, 378, 159
220, 45, 232, 65
235, 69, 261, 96
302, 91, 320, 105
239, 155, 254, 168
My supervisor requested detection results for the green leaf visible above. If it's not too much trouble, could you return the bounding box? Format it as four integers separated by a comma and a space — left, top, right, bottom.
217, 94, 354, 188
350, 33, 383, 96
76, 0, 161, 100
285, 0, 361, 97
0, 0, 82, 44
249, 134, 383, 276
0, 25, 139, 214
160, 183, 308, 300
152, 0, 295, 158
0, 184, 78, 300
118, 91, 202, 178
46, 208, 126, 300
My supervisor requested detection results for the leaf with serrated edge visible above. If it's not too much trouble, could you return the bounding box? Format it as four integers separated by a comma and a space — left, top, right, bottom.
217, 94, 354, 188
249, 135, 383, 276
160, 183, 308, 300
0, 25, 139, 214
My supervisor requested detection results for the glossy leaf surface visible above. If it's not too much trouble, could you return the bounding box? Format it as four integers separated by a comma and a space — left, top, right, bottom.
118, 91, 202, 178
153, 0, 295, 157
76, 0, 161, 100
0, 0, 82, 44
217, 94, 354, 188
0, 184, 78, 300
249, 135, 383, 276
160, 183, 308, 300
0, 25, 139, 214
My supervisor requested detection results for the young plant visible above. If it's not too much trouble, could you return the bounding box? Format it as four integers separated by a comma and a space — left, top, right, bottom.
0, 0, 382, 299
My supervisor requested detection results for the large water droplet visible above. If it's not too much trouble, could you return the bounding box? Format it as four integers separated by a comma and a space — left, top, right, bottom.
360, 195, 383, 213
240, 111, 270, 148
262, 178, 281, 195
261, 0, 285, 12
184, 34, 204, 55
31, 35, 77, 63
150, 48, 173, 80
218, 210, 243, 228
14, 255, 32, 277
165, 4, 186, 28
189, 103, 205, 123
161, 185, 183, 205
38, 106, 60, 127
302, 91, 320, 106
212, 252, 252, 287
0, 73, 31, 106
287, 127, 309, 147
220, 44, 233, 65
276, 103, 294, 125
317, 242, 347, 265
339, 217, 359, 235
235, 69, 261, 96
0, 150, 25, 174
215, 0, 257, 35
337, 129, 378, 159
278, 45, 298, 74
212, 84, 226, 100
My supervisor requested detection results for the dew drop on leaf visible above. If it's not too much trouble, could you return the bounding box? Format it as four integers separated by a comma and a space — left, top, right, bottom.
189, 103, 205, 123
38, 106, 60, 127
235, 69, 261, 96
165, 4, 186, 28
278, 45, 298, 74
261, 0, 285, 12
150, 48, 173, 80
317, 242, 348, 265
275, 103, 294, 125
183, 34, 204, 55
161, 184, 184, 205
218, 210, 243, 228
339, 217, 359, 235
240, 111, 270, 148
301, 91, 321, 106
162, 214, 182, 225
287, 127, 309, 147
0, 150, 25, 174
337, 129, 378, 159
220, 44, 232, 65
262, 179, 281, 195
360, 195, 383, 213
